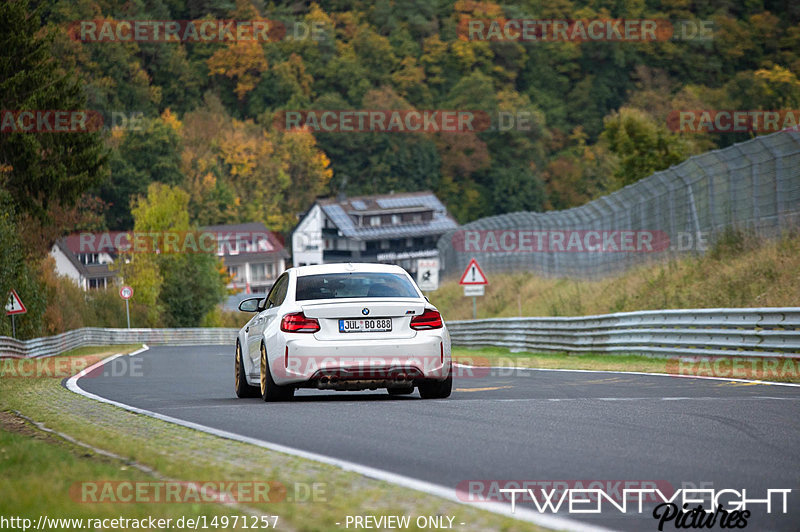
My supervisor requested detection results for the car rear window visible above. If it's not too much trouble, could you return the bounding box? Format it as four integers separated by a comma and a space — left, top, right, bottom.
295, 273, 419, 300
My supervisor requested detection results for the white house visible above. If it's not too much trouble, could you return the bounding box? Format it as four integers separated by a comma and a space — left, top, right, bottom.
51, 222, 289, 293
291, 191, 458, 274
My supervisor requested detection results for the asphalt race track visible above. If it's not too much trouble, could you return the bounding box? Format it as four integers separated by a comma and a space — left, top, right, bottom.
75, 345, 800, 531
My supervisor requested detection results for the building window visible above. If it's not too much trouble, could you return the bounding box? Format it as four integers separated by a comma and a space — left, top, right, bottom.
228, 266, 241, 281
80, 253, 99, 265
370, 216, 381, 227
251, 263, 267, 281
391, 214, 401, 225
88, 278, 103, 289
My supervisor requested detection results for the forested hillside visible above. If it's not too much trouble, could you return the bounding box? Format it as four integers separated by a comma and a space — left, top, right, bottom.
35, 0, 800, 227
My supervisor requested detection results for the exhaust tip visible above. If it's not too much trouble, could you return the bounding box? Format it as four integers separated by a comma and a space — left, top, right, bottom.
319, 376, 329, 385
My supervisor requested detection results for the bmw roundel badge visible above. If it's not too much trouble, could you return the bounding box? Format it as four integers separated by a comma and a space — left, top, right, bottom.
362, 308, 370, 316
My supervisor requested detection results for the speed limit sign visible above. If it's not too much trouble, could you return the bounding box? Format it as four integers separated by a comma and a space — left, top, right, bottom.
119, 285, 133, 328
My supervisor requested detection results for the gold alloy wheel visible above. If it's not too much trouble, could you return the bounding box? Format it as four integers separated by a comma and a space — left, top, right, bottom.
235, 343, 241, 389
260, 343, 267, 396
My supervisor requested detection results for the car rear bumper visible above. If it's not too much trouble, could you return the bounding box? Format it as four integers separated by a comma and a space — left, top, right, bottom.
274, 333, 451, 387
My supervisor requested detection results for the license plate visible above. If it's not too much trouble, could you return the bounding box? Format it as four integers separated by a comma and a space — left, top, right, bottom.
339, 319, 392, 333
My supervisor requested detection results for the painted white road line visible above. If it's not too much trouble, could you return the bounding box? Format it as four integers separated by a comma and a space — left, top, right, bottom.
452, 363, 800, 387
65, 348, 611, 532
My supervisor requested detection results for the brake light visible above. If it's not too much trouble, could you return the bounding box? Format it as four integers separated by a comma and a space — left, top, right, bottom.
281, 312, 320, 333
410, 309, 443, 330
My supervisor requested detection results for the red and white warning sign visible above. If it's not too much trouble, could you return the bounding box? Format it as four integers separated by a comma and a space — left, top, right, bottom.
5, 289, 27, 315
458, 258, 488, 285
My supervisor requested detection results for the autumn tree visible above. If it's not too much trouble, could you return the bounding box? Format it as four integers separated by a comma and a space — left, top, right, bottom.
116, 183, 227, 327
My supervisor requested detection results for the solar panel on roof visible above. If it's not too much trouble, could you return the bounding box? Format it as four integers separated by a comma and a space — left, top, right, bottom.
322, 205, 357, 237
351, 200, 367, 210
322, 199, 457, 240
375, 195, 441, 209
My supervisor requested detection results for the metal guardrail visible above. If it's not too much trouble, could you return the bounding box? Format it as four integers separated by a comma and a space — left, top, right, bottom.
447, 308, 800, 358
3, 308, 799, 360
0, 327, 237, 359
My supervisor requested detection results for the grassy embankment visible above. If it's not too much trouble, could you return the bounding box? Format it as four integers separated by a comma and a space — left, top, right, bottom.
436, 231, 800, 382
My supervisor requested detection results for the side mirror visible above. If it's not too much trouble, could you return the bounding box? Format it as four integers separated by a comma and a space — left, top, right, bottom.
238, 297, 262, 313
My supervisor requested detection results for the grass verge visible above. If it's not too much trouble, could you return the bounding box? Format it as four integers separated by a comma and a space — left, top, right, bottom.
452, 346, 800, 384
0, 346, 546, 532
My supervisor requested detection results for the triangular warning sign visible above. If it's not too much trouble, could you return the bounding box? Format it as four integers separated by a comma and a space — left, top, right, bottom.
5, 289, 27, 315
459, 258, 488, 285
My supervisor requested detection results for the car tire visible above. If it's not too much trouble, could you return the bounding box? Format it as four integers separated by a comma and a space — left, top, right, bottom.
387, 385, 414, 396
418, 371, 452, 399
260, 342, 294, 402
235, 341, 260, 398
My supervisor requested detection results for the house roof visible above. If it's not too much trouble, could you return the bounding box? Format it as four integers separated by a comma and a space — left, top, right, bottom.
58, 222, 287, 258
53, 238, 114, 280
314, 191, 458, 240
200, 222, 289, 259
62, 232, 126, 255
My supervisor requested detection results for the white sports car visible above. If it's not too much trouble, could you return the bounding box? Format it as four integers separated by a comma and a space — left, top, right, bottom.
235, 263, 452, 401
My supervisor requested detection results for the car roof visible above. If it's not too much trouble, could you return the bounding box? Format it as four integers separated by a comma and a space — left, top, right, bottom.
291, 263, 410, 277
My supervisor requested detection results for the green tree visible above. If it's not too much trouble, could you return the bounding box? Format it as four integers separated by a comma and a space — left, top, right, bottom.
0, 0, 107, 220
159, 253, 227, 327
100, 114, 184, 229
0, 191, 45, 338
601, 107, 691, 189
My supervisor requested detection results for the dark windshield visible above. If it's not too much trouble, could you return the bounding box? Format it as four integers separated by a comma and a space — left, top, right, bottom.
295, 273, 419, 301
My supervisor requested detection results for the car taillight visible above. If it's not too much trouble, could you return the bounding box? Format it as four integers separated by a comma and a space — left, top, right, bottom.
410, 309, 443, 330
281, 312, 320, 333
